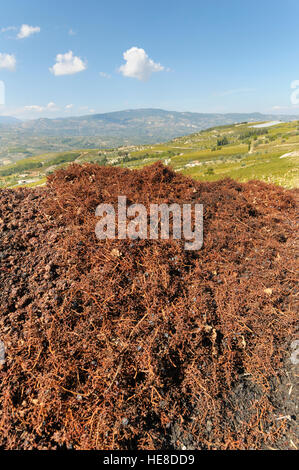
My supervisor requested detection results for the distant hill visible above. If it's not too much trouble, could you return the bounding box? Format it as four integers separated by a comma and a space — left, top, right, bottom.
0, 116, 21, 125
1, 119, 298, 190
0, 109, 298, 164
4, 108, 299, 141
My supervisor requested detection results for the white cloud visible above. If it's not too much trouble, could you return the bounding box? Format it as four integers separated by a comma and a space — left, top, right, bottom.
50, 51, 86, 76
24, 105, 44, 112
99, 71, 111, 79
68, 28, 76, 36
119, 47, 164, 81
65, 104, 74, 109
272, 104, 299, 111
17, 24, 40, 39
24, 102, 58, 113
47, 102, 56, 110
0, 53, 16, 71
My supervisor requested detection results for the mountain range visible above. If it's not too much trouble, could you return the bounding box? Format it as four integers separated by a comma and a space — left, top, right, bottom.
1, 108, 299, 141
0, 109, 298, 164
0, 116, 21, 125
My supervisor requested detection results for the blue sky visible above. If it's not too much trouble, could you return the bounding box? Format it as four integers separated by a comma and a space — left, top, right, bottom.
0, 0, 299, 119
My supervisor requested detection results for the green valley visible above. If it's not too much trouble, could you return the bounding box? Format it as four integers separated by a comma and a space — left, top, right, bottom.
1, 119, 298, 189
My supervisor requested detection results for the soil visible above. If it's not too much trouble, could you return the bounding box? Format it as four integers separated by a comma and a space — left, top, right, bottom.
0, 162, 298, 450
